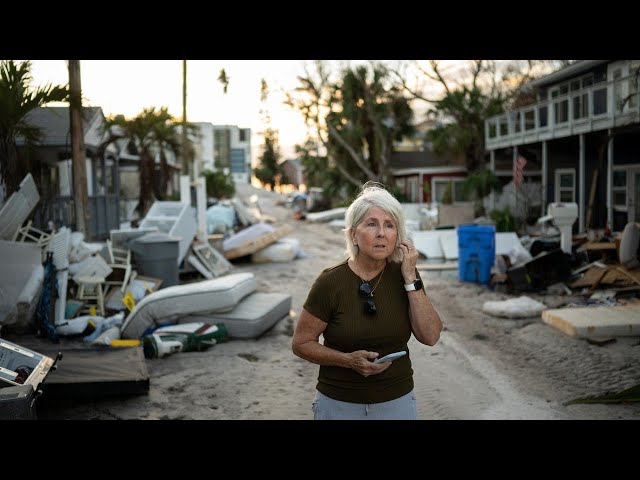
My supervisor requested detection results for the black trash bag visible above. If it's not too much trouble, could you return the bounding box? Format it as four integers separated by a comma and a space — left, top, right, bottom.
35, 252, 59, 342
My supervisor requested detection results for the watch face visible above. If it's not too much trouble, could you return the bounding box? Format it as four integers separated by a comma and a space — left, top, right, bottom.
414, 279, 423, 290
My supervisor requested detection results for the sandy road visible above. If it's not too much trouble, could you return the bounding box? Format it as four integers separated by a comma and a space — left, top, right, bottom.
37, 184, 640, 420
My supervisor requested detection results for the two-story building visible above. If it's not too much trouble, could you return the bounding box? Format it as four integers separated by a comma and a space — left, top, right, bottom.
190, 123, 252, 184
485, 60, 640, 232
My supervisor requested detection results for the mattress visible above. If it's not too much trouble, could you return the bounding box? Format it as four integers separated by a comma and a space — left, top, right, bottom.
179, 292, 291, 339
120, 272, 256, 339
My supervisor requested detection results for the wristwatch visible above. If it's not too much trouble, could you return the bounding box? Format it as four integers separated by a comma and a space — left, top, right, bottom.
404, 279, 423, 292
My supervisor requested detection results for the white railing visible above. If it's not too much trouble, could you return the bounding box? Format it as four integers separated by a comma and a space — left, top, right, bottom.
485, 73, 640, 148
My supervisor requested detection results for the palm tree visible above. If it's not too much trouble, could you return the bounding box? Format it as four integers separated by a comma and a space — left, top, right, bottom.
104, 109, 160, 217
149, 107, 181, 199
0, 60, 68, 198
461, 168, 503, 217
102, 107, 190, 217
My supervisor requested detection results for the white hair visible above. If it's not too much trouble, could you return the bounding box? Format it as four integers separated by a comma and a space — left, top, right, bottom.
343, 181, 407, 262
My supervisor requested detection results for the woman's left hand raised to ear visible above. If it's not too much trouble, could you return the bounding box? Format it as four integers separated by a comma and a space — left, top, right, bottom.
399, 240, 418, 280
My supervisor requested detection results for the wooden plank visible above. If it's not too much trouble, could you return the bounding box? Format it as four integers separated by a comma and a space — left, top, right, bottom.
223, 225, 293, 260
570, 266, 608, 288
541, 304, 640, 338
615, 266, 640, 286
579, 242, 617, 251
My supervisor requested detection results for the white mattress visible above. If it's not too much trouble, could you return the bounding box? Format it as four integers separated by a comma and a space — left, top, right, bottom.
179, 292, 291, 339
121, 272, 256, 339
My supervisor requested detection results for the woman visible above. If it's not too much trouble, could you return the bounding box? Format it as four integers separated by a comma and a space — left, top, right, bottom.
292, 182, 442, 420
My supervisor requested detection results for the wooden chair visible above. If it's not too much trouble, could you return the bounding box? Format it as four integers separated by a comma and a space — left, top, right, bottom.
74, 275, 106, 317
105, 240, 133, 293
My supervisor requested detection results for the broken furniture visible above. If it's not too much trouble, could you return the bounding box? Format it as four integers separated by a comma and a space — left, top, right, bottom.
138, 201, 197, 266
74, 276, 106, 317
508, 248, 571, 291
71, 255, 112, 317
0, 173, 40, 241
13, 219, 51, 250
105, 239, 133, 293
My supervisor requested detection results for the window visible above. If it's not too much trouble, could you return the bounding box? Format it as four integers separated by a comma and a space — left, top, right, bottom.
524, 109, 536, 130
629, 61, 640, 109
408, 177, 419, 202
613, 168, 627, 209
551, 88, 569, 124
433, 178, 467, 203
573, 92, 589, 119
555, 169, 576, 203
230, 149, 245, 173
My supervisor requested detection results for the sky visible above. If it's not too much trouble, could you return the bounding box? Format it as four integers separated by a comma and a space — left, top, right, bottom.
28, 60, 317, 165
26, 60, 468, 165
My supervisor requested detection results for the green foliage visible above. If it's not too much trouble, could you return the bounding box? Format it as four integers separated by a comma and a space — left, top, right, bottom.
255, 127, 280, 189
203, 169, 235, 199
390, 186, 409, 203
253, 166, 276, 188
287, 62, 414, 195
0, 60, 69, 197
426, 86, 506, 173
489, 207, 516, 232
461, 168, 502, 216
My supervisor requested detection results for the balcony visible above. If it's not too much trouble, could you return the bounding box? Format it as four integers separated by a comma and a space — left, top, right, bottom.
485, 74, 640, 150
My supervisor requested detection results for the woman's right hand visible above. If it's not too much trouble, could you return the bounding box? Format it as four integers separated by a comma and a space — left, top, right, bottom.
349, 350, 390, 377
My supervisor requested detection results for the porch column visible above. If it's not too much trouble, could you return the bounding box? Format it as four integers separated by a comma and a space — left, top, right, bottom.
114, 156, 121, 226
513, 147, 518, 217
195, 177, 207, 243
542, 141, 548, 215
579, 134, 585, 231
419, 171, 424, 204
607, 131, 614, 228
489, 150, 496, 210
180, 175, 191, 205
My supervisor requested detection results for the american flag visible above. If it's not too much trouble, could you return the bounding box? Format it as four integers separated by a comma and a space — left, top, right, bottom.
513, 154, 527, 186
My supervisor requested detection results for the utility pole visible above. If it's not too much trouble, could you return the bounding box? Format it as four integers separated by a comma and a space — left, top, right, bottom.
182, 60, 189, 178
68, 60, 90, 238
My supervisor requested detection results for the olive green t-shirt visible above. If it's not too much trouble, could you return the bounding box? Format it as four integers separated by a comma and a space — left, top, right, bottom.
303, 259, 422, 404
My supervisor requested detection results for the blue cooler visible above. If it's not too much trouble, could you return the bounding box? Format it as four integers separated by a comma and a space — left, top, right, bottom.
457, 225, 496, 285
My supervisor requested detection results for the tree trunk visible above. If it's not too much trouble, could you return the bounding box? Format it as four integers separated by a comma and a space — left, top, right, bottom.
136, 151, 156, 218
68, 60, 91, 238
0, 136, 20, 198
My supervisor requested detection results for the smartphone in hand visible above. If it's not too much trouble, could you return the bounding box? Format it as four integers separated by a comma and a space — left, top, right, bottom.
373, 351, 406, 364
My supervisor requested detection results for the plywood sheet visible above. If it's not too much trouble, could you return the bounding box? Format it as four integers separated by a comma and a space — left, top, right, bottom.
541, 304, 640, 337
